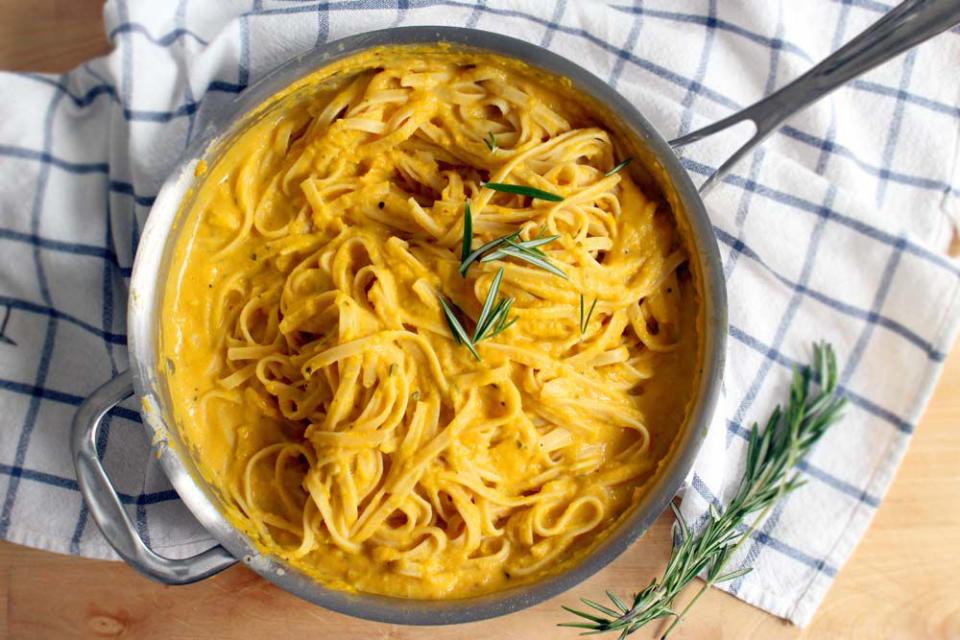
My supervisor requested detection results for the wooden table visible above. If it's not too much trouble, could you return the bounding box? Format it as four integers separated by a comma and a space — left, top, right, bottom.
2, 2, 959, 638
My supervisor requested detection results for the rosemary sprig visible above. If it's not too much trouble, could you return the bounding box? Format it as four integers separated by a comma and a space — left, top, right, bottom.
458, 195, 567, 279
605, 157, 633, 177
484, 300, 518, 340
474, 267, 505, 341
438, 267, 517, 360
461, 202, 473, 264
484, 131, 498, 152
508, 234, 560, 252
579, 294, 598, 336
473, 267, 515, 342
459, 215, 564, 278
481, 239, 567, 279
484, 182, 564, 202
438, 295, 480, 361
560, 342, 846, 639
459, 230, 520, 276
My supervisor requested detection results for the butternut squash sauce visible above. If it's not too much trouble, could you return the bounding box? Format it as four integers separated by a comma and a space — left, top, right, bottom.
162, 48, 700, 599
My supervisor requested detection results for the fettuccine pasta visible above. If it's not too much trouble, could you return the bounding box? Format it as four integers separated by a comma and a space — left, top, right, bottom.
162, 48, 700, 599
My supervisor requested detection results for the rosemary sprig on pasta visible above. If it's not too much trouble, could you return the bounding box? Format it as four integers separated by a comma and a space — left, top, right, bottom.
579, 295, 599, 337
483, 182, 564, 202
461, 202, 474, 267
560, 342, 846, 639
460, 230, 517, 276
458, 204, 564, 278
438, 267, 516, 360
473, 267, 517, 341
438, 295, 481, 360
605, 156, 633, 177
480, 235, 567, 279
449, 204, 568, 357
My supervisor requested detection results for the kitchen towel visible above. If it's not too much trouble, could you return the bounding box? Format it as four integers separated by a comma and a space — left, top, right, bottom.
0, 0, 958, 627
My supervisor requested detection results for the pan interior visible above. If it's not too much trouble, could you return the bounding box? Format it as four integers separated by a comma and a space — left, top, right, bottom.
128, 29, 725, 625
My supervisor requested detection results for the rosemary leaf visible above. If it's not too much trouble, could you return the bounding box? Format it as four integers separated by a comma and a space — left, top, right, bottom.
515, 234, 560, 251
459, 230, 520, 277
484, 131, 498, 152
715, 567, 753, 583
606, 591, 628, 614
476, 297, 510, 342
483, 182, 564, 202
481, 244, 568, 279
438, 295, 480, 360
460, 229, 561, 277
559, 342, 846, 638
561, 606, 609, 624
581, 598, 623, 619
473, 267, 505, 342
486, 310, 517, 340
604, 156, 633, 177
579, 294, 585, 336
461, 202, 473, 268
580, 295, 599, 335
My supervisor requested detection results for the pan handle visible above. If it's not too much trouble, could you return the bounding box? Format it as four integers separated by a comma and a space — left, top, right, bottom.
71, 371, 238, 584
671, 0, 960, 195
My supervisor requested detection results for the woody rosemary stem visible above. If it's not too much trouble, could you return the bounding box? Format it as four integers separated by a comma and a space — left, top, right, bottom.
560, 342, 847, 639
663, 409, 806, 639
659, 497, 775, 639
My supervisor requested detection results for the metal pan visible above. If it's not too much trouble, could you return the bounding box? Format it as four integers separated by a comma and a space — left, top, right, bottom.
71, 0, 960, 625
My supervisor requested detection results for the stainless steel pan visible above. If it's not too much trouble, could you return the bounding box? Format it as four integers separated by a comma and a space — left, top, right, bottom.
72, 0, 960, 625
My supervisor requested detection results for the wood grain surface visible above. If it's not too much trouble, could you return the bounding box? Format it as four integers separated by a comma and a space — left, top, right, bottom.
1, 2, 959, 639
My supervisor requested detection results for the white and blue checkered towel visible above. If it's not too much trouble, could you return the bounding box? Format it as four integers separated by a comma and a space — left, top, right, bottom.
1, 0, 958, 626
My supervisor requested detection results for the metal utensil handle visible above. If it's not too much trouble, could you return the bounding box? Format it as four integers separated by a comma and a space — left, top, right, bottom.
71, 371, 238, 584
671, 0, 960, 194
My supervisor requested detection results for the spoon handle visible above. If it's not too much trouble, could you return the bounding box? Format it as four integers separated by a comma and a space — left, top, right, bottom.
672, 0, 960, 194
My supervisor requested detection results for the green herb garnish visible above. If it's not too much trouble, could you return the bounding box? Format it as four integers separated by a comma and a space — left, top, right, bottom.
483, 300, 518, 340
458, 201, 566, 278
474, 267, 505, 341
579, 294, 599, 337
461, 202, 473, 265
484, 131, 498, 152
472, 267, 515, 342
439, 267, 518, 360
511, 234, 560, 252
483, 182, 564, 202
605, 157, 633, 177
459, 230, 520, 277
560, 342, 846, 638
438, 295, 480, 360
481, 237, 567, 279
